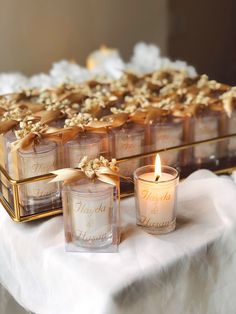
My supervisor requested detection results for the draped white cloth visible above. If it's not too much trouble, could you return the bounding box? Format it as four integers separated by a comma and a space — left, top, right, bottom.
1, 170, 236, 314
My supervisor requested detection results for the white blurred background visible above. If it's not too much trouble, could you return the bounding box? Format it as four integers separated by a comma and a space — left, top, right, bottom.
0, 0, 235, 82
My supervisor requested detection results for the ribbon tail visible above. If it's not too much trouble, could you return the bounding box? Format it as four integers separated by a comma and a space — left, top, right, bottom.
50, 168, 85, 184
0, 120, 19, 134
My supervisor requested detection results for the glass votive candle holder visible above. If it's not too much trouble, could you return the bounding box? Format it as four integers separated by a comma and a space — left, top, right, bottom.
1, 130, 17, 205
98, 132, 113, 159
227, 107, 236, 160
111, 123, 145, 177
17, 140, 61, 214
134, 165, 179, 234
4, 129, 17, 177
62, 179, 119, 253
65, 134, 101, 168
193, 112, 219, 166
149, 118, 183, 166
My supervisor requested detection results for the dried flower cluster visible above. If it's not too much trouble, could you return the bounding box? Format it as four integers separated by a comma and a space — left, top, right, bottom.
1, 108, 29, 122
38, 90, 71, 112
1, 69, 236, 133
64, 113, 93, 127
77, 156, 118, 179
15, 121, 48, 139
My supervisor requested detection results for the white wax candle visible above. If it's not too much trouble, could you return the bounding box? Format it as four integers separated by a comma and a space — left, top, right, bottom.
66, 181, 114, 242
137, 172, 176, 229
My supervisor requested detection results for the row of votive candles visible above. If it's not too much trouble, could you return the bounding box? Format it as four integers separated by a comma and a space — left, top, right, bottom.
2, 112, 236, 214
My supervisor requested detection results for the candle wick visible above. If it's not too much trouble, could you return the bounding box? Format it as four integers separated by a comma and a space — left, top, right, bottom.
155, 174, 160, 182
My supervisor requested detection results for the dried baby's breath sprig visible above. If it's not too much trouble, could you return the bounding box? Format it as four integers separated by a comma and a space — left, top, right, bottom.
81, 97, 105, 113
1, 68, 232, 122
46, 98, 71, 112
220, 87, 236, 117
0, 97, 11, 110
64, 113, 93, 127
15, 120, 48, 139
77, 156, 118, 179
196, 74, 221, 90
18, 88, 40, 98
54, 82, 92, 98
151, 97, 174, 109
158, 70, 189, 96
109, 75, 132, 93
220, 87, 236, 100
111, 104, 137, 114
184, 93, 195, 106
192, 91, 210, 106
50, 156, 123, 187
38, 90, 72, 112
124, 93, 149, 107
1, 108, 30, 122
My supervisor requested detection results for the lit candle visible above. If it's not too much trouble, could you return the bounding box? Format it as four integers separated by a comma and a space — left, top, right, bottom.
86, 46, 119, 70
134, 154, 179, 234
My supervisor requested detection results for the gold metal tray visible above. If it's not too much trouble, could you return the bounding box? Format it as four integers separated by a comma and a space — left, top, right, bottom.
1, 133, 236, 222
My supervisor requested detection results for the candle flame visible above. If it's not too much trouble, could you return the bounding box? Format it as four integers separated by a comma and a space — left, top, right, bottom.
154, 154, 162, 181
86, 45, 115, 70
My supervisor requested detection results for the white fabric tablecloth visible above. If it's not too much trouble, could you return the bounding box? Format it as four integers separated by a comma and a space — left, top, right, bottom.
1, 170, 236, 314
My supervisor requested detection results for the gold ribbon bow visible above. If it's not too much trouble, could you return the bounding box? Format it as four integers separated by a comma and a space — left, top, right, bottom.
87, 113, 129, 131
130, 107, 170, 124
18, 102, 45, 113
50, 165, 121, 186
50, 157, 132, 210
0, 120, 19, 134
50, 157, 133, 213
0, 102, 45, 134
0, 107, 6, 116
33, 109, 65, 125
10, 126, 80, 151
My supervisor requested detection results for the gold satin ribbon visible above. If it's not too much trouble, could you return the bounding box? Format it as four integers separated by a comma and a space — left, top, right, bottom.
171, 100, 225, 118
50, 162, 130, 211
10, 126, 78, 152
9, 127, 77, 179
0, 107, 6, 116
18, 102, 45, 113
129, 107, 170, 124
0, 120, 19, 134
50, 166, 121, 186
87, 113, 129, 130
32, 109, 64, 125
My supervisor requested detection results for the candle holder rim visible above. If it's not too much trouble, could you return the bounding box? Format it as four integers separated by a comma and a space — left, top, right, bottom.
150, 118, 183, 126
66, 134, 101, 146
111, 123, 144, 134
133, 164, 179, 184
18, 140, 57, 155
63, 179, 115, 195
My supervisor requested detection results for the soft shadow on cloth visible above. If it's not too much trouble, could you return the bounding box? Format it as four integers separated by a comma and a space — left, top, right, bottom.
1, 170, 236, 314
107, 171, 236, 314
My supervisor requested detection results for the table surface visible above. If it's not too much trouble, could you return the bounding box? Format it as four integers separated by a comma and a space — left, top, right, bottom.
1, 170, 236, 314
